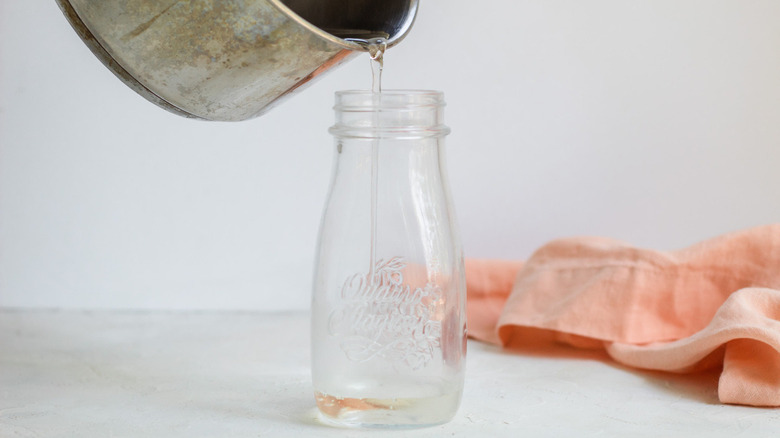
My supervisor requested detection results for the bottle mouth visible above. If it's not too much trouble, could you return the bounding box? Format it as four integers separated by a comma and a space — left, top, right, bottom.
334, 90, 447, 111
330, 90, 450, 139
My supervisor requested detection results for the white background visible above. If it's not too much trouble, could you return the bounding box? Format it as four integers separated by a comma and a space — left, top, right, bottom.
1, 1, 779, 310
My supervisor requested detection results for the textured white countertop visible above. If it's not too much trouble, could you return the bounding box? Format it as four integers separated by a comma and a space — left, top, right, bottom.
1, 310, 777, 437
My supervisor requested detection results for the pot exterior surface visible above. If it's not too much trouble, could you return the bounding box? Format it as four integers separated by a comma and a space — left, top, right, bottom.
60, 0, 360, 121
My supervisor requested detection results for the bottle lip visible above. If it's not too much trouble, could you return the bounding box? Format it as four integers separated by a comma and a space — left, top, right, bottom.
334, 90, 446, 111
331, 90, 450, 139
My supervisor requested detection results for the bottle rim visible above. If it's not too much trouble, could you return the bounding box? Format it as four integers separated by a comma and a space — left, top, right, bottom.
333, 90, 446, 111
331, 90, 450, 139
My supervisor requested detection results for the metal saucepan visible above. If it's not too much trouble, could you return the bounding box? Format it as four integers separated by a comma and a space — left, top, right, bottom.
56, 0, 418, 121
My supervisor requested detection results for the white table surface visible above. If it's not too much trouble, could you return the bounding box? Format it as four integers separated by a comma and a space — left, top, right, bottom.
1, 310, 777, 437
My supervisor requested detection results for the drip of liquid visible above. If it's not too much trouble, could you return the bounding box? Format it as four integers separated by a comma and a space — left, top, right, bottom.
367, 39, 385, 94
344, 37, 387, 285
344, 37, 387, 94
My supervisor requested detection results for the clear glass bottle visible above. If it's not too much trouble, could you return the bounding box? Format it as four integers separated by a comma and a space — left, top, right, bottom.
311, 90, 467, 428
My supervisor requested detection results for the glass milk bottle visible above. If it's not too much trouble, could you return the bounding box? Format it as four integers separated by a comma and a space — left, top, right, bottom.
311, 90, 467, 428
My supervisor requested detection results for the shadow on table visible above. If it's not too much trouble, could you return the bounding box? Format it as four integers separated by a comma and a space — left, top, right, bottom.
480, 327, 723, 405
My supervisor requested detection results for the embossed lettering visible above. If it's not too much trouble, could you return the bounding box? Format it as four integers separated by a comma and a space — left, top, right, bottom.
328, 257, 442, 370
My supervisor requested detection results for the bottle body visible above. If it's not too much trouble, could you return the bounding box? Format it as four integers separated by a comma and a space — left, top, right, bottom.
311, 90, 466, 428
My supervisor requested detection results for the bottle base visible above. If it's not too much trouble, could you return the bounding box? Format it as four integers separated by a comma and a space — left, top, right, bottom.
314, 391, 459, 429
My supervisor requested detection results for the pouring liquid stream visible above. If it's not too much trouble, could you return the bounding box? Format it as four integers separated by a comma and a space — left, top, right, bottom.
367, 39, 385, 94
345, 37, 386, 285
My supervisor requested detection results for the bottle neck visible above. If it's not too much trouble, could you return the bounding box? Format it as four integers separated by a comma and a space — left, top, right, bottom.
330, 90, 450, 140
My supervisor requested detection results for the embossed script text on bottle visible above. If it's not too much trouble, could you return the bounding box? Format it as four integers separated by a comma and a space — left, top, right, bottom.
328, 257, 442, 370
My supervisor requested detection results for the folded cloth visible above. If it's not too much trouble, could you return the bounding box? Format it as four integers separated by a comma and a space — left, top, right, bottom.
466, 224, 780, 407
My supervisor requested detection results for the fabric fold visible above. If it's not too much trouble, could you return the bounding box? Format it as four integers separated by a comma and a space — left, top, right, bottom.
465, 224, 780, 407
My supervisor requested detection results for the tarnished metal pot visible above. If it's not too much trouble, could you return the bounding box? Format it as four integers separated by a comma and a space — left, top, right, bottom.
56, 0, 418, 121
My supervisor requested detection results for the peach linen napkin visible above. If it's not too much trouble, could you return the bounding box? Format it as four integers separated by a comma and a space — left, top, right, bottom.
465, 224, 780, 407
